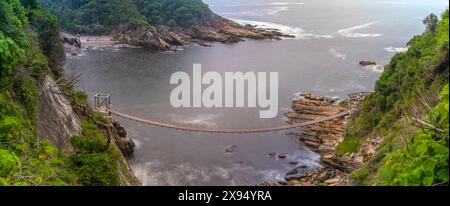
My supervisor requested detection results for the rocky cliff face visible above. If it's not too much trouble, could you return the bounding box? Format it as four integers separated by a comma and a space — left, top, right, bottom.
37, 75, 140, 185
37, 75, 82, 150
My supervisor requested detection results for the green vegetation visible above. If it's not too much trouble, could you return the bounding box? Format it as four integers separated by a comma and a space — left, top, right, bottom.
70, 121, 119, 186
1, 0, 75, 186
378, 85, 448, 186
335, 135, 364, 155
134, 0, 211, 27
39, 0, 214, 35
40, 0, 149, 34
341, 10, 449, 186
1, 0, 123, 186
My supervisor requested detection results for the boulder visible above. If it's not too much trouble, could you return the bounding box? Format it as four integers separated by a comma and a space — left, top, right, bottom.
225, 145, 237, 153
359, 61, 377, 66
110, 120, 135, 157
61, 33, 81, 48
324, 177, 341, 185
269, 152, 288, 159
285, 165, 313, 181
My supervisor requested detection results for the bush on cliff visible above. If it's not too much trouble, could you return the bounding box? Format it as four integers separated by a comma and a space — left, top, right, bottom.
70, 121, 119, 186
378, 84, 449, 186
342, 9, 449, 185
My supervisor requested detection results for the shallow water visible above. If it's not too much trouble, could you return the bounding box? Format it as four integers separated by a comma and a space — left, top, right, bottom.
65, 0, 448, 185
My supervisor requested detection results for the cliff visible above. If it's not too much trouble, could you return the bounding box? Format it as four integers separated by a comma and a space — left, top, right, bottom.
37, 75, 140, 186
1, 0, 139, 186
281, 10, 449, 186
38, 75, 82, 150
337, 11, 449, 186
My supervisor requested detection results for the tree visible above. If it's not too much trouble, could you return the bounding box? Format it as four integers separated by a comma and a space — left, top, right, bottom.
424, 13, 439, 34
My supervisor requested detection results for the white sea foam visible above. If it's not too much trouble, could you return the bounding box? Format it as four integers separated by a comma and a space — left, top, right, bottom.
384, 46, 409, 53
266, 2, 305, 6
224, 2, 305, 7
133, 160, 275, 186
224, 6, 289, 17
329, 48, 347, 61
364, 64, 385, 73
231, 18, 333, 39
337, 22, 383, 38
133, 161, 223, 186
266, 6, 289, 15
224, 6, 292, 17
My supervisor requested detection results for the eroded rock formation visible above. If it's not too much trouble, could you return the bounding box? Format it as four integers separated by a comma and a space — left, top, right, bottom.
37, 75, 82, 150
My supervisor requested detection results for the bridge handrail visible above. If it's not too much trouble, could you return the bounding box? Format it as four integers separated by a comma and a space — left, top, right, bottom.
110, 108, 349, 134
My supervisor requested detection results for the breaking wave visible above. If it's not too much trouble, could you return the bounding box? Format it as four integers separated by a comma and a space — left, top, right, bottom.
384, 46, 409, 53
329, 48, 347, 61
337, 22, 383, 38
231, 18, 333, 39
224, 2, 305, 7
222, 6, 293, 17
363, 64, 385, 73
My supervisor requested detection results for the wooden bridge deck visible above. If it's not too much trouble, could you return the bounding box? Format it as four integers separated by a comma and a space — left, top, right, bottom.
110, 108, 350, 134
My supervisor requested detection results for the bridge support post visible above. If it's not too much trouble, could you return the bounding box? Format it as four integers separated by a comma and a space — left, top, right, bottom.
94, 93, 111, 116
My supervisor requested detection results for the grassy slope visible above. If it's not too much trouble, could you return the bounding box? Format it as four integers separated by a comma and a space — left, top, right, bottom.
338, 10, 449, 186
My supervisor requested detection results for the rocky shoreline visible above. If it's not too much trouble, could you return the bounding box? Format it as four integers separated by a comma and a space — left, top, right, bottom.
271, 92, 382, 186
111, 16, 292, 51
61, 17, 291, 55
261, 93, 363, 186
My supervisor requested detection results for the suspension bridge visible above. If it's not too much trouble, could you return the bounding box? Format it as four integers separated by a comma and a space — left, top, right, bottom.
93, 92, 370, 134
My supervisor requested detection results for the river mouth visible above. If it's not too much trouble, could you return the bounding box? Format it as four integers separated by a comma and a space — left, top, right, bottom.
63, 42, 375, 185
64, 0, 447, 186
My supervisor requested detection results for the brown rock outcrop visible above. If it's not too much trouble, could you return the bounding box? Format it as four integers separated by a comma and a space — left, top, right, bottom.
109, 120, 135, 157
284, 93, 358, 186
359, 61, 377, 66
108, 16, 290, 51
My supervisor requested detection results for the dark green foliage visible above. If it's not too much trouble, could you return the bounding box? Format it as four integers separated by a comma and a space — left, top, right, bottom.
1, 0, 115, 186
71, 120, 106, 153
74, 90, 88, 106
343, 10, 449, 185
378, 85, 449, 186
39, 0, 213, 34
40, 0, 150, 34
134, 0, 211, 27
424, 13, 439, 34
70, 121, 119, 186
0, 0, 27, 73
0, 0, 28, 48
335, 135, 364, 155
0, 149, 20, 178
71, 152, 118, 186
344, 10, 449, 146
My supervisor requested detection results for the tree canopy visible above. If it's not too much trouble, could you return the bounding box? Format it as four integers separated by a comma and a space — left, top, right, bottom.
39, 0, 214, 35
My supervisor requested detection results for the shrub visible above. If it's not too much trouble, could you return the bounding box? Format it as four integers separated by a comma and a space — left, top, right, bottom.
335, 135, 363, 155
377, 85, 449, 186
72, 152, 119, 186
70, 120, 119, 186
0, 149, 20, 178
